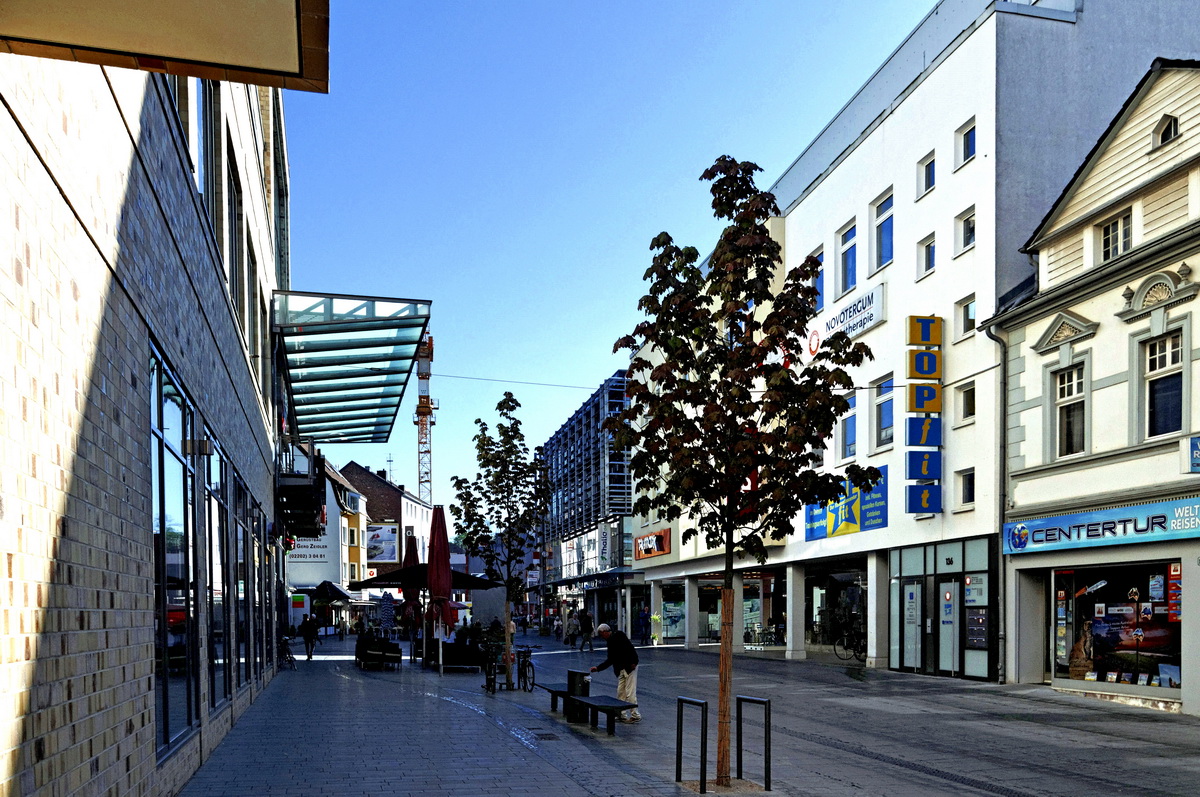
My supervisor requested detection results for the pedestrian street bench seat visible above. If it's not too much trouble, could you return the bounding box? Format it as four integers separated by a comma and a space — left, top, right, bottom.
429, 640, 483, 675
570, 695, 638, 736
355, 637, 404, 670
534, 681, 571, 712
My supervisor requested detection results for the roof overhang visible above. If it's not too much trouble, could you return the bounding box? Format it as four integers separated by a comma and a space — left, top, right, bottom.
275, 291, 431, 443
0, 0, 329, 93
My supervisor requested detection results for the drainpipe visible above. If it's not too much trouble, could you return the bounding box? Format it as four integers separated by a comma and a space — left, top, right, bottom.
983, 320, 1008, 684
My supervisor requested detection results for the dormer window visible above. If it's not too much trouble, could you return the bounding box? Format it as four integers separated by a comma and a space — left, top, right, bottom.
1154, 114, 1180, 148
1100, 210, 1132, 261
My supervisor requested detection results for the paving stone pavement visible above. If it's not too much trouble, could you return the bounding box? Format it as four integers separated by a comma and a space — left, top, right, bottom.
179, 637, 1200, 796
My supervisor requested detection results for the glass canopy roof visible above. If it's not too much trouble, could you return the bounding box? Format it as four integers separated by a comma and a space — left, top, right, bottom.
274, 291, 431, 443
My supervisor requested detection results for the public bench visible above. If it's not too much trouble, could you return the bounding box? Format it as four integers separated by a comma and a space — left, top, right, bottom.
570, 695, 638, 736
534, 681, 571, 712
429, 640, 483, 675
355, 636, 404, 670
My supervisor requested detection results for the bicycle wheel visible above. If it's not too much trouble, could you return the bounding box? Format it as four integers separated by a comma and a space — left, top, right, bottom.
521, 660, 535, 692
833, 634, 853, 660
483, 660, 496, 693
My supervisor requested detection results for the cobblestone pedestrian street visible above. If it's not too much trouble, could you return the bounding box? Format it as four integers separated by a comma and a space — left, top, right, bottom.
179, 637, 1200, 797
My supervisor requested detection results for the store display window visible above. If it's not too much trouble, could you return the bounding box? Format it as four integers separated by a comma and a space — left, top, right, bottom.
1054, 562, 1182, 688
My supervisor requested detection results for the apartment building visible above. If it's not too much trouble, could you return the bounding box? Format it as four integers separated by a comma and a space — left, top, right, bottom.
633, 0, 1200, 684
539, 372, 634, 628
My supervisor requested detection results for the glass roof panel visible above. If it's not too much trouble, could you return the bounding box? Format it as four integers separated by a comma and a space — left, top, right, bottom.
274, 291, 430, 443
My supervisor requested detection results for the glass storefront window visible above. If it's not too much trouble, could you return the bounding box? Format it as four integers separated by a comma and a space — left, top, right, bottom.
964, 538, 989, 572
936, 541, 962, 573
1053, 562, 1182, 688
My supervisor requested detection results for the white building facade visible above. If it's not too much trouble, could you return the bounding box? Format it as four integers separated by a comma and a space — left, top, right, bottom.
635, 0, 1200, 684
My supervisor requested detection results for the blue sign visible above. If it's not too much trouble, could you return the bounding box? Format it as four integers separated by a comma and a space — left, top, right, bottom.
805, 466, 888, 540
905, 484, 942, 514
1004, 494, 1200, 554
905, 450, 942, 480
1191, 436, 1200, 472
905, 417, 942, 447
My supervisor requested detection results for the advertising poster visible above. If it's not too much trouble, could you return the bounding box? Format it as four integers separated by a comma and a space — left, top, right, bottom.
366, 523, 399, 563
805, 466, 888, 540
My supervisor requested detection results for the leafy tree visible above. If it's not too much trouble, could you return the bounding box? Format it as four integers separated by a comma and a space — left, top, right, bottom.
607, 155, 881, 785
451, 393, 551, 688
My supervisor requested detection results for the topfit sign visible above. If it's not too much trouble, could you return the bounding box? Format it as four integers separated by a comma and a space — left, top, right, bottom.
1004, 494, 1200, 554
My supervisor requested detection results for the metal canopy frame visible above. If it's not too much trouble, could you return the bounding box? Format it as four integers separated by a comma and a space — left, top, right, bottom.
275, 290, 431, 443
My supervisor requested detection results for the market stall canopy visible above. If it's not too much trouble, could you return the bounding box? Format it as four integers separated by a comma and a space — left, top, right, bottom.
275, 291, 431, 443
348, 564, 501, 592
0, 0, 329, 92
295, 580, 353, 603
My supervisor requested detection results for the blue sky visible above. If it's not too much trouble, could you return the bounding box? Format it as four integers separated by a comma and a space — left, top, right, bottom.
285, 1, 932, 516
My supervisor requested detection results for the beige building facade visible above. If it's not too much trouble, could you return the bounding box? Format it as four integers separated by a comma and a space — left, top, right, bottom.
0, 54, 291, 794
994, 60, 1200, 714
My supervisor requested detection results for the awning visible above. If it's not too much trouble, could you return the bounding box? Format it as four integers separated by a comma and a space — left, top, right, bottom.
295, 580, 354, 603
0, 0, 330, 92
348, 564, 502, 592
274, 291, 431, 443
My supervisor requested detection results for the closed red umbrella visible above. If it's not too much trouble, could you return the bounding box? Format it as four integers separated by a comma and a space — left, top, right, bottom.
401, 534, 421, 606
427, 506, 452, 603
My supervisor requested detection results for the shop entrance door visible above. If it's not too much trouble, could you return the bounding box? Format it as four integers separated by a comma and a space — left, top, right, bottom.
899, 577, 924, 671
937, 579, 960, 676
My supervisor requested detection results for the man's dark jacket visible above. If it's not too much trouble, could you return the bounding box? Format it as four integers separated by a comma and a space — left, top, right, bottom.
595, 630, 639, 674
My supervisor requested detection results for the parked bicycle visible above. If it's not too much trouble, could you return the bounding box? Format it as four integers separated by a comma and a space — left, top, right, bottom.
515, 644, 540, 692
278, 636, 297, 671
481, 642, 504, 694
833, 629, 867, 662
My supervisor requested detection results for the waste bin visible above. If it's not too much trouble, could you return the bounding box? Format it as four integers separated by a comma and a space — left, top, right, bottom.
566, 668, 591, 723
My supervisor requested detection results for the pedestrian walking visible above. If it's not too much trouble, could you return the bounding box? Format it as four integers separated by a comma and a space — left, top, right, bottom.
564, 611, 579, 648
590, 623, 641, 722
637, 606, 651, 646
298, 613, 319, 660
577, 609, 594, 652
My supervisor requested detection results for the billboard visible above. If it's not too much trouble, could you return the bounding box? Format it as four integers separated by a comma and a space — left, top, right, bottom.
365, 523, 400, 564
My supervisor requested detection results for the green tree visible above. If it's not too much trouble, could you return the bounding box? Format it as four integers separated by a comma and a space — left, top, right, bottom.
451, 393, 551, 688
607, 155, 881, 785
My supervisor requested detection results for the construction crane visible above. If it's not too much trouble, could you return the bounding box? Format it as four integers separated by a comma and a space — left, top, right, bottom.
413, 332, 436, 505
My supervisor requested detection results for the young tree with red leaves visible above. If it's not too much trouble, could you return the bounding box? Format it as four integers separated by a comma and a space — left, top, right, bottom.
607, 156, 881, 785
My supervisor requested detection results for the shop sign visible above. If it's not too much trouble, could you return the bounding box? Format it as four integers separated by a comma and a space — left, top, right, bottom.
1190, 436, 1200, 472
904, 316, 943, 513
1004, 495, 1200, 555
805, 466, 888, 540
634, 530, 671, 560
822, 284, 885, 340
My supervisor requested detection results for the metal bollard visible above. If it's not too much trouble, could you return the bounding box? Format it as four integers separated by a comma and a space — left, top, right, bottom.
736, 695, 772, 791
675, 697, 709, 794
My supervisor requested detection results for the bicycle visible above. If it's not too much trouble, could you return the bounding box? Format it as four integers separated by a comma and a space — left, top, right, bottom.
277, 636, 297, 671
481, 642, 503, 694
515, 644, 541, 692
833, 630, 867, 662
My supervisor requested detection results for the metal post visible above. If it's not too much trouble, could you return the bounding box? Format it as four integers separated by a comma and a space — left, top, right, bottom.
675, 697, 709, 794
735, 695, 772, 791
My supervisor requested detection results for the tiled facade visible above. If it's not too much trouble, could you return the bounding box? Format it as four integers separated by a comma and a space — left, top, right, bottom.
1, 55, 287, 795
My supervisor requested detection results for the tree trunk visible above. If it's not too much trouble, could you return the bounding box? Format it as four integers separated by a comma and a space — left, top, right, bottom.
717, 587, 733, 786
504, 600, 514, 689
